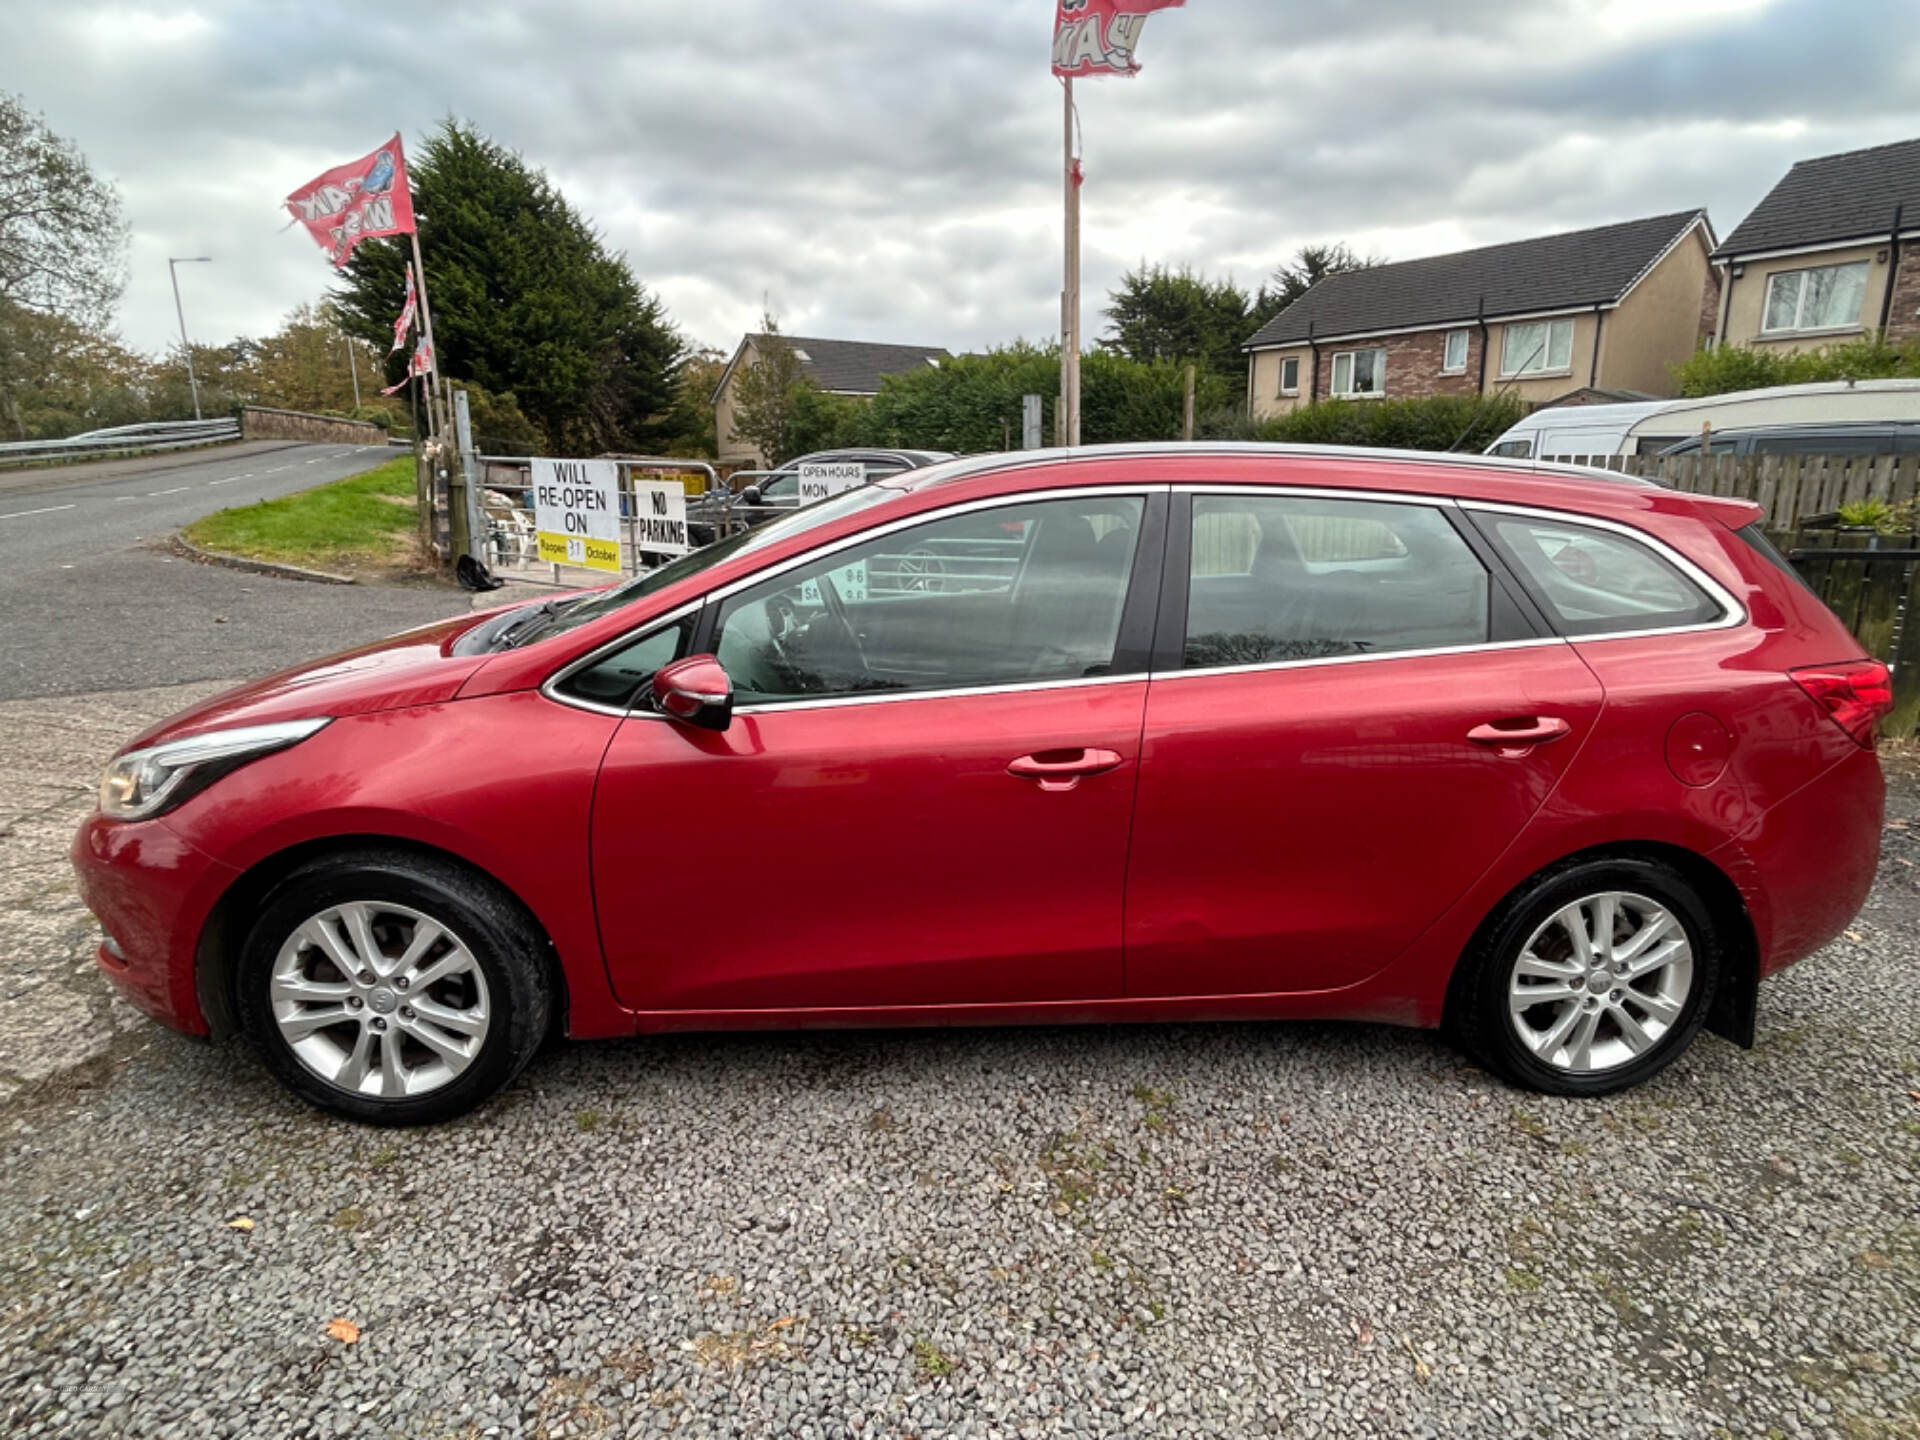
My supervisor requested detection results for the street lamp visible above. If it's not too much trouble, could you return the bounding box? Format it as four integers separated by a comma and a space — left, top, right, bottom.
168, 256, 212, 421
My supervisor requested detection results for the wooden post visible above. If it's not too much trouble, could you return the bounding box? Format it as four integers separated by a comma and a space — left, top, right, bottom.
1182, 363, 1195, 442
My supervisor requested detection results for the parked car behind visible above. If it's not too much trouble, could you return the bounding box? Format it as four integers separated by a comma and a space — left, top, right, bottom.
684, 448, 954, 547
1656, 420, 1920, 458
75, 443, 1888, 1124
1484, 379, 1920, 464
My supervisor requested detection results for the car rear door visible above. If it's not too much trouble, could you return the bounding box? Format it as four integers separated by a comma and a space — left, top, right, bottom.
1123, 486, 1605, 998
590, 488, 1165, 1014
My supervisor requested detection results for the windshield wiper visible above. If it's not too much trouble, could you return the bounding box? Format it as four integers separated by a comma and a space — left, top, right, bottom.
492, 597, 571, 650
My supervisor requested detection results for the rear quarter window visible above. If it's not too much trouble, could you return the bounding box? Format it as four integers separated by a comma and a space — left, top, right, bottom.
1481, 514, 1726, 637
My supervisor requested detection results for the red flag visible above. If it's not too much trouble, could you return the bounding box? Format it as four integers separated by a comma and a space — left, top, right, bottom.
380, 337, 434, 395
285, 134, 415, 268
1052, 0, 1185, 78
390, 269, 417, 354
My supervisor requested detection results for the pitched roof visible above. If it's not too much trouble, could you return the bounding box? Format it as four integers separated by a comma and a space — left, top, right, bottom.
736, 334, 950, 396
1244, 211, 1710, 350
1715, 137, 1920, 259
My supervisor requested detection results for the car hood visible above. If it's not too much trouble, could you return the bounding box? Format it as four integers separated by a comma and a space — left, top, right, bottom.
122, 611, 496, 754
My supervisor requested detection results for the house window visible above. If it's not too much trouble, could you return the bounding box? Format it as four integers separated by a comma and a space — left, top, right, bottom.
1278, 355, 1300, 396
1442, 329, 1470, 374
1762, 262, 1869, 335
1330, 348, 1385, 398
1501, 319, 1574, 377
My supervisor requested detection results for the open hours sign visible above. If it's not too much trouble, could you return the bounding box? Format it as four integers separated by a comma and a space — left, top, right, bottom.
533, 458, 623, 573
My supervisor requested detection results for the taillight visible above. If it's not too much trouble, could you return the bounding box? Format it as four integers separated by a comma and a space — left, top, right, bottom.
1790, 660, 1894, 748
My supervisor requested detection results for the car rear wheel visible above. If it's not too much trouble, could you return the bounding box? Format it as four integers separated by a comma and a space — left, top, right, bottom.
1453, 857, 1721, 1096
237, 850, 550, 1125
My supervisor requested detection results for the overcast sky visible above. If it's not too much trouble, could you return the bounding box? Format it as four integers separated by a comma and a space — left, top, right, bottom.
7, 0, 1918, 361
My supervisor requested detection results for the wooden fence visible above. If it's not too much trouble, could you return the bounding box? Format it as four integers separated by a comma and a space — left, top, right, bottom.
1591, 452, 1920, 535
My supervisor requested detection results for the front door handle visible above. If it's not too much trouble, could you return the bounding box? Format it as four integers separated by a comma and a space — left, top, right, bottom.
1007, 748, 1125, 792
1467, 716, 1571, 759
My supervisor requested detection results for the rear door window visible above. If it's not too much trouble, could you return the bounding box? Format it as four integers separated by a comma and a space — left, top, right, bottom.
1480, 514, 1724, 636
1183, 495, 1490, 668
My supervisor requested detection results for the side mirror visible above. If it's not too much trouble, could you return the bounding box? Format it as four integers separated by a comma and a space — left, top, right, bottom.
741, 485, 763, 506
651, 654, 733, 732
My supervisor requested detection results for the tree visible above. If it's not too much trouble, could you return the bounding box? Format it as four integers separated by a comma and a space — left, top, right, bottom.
652, 348, 727, 458
248, 303, 382, 416
0, 93, 128, 324
1247, 242, 1381, 333
1101, 265, 1254, 379
332, 120, 684, 455
728, 314, 817, 467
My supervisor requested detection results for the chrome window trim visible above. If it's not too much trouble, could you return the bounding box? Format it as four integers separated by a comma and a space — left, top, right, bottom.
1175, 481, 1453, 507
540, 598, 706, 719
1461, 499, 1747, 636
706, 483, 1162, 605
1156, 635, 1571, 684
732, 670, 1146, 717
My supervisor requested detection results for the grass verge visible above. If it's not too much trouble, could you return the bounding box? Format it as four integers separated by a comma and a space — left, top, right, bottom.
182, 457, 421, 576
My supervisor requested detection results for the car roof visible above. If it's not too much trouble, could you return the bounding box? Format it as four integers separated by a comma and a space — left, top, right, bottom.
883, 441, 1661, 496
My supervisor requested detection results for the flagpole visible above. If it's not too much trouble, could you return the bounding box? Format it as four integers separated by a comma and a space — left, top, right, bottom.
1063, 77, 1082, 448
407, 237, 446, 441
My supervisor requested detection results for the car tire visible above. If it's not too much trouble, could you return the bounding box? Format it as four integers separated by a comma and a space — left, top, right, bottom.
1452, 856, 1721, 1097
236, 849, 551, 1125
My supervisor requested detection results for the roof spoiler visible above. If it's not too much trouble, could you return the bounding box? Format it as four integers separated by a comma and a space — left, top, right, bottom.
1686, 493, 1767, 530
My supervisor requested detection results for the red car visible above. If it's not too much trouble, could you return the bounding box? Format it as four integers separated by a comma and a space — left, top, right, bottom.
74, 445, 1888, 1124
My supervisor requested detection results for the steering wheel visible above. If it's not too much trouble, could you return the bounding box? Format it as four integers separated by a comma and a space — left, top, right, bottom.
811, 572, 871, 681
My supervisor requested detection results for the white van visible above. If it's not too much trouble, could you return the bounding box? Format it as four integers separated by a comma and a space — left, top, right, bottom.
1483, 379, 1920, 463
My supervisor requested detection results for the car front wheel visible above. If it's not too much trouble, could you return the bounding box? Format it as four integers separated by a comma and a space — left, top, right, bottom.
1454, 857, 1721, 1096
237, 850, 550, 1125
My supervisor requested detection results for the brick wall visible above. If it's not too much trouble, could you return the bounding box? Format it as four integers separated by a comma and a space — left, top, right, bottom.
1886, 247, 1920, 343
1307, 327, 1483, 401
239, 406, 388, 446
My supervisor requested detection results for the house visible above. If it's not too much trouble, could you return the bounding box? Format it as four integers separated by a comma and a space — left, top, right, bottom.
1712, 137, 1920, 354
713, 333, 950, 468
1243, 211, 1718, 420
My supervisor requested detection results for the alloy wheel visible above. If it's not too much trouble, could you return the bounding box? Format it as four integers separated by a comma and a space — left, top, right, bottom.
1507, 890, 1693, 1074
269, 901, 491, 1100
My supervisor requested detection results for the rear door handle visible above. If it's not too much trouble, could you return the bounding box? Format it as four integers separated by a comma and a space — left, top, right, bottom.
1467, 716, 1571, 758
1007, 748, 1125, 792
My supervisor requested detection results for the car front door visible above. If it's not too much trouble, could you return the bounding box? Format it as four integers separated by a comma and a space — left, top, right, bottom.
591, 488, 1164, 1014
1123, 487, 1604, 998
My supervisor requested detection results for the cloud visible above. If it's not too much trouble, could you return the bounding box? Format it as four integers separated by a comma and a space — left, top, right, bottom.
4, 0, 1917, 365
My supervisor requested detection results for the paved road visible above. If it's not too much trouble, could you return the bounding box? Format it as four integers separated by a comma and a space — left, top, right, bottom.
0, 441, 474, 700
0, 440, 396, 580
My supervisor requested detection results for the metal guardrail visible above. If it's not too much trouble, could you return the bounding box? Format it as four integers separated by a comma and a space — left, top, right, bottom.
0, 418, 242, 466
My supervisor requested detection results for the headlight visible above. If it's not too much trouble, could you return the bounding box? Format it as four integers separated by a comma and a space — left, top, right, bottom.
99, 718, 331, 821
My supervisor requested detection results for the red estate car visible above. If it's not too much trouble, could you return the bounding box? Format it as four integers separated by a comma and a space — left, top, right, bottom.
74, 445, 1888, 1124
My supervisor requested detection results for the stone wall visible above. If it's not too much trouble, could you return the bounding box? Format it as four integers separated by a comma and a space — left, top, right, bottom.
239, 406, 388, 446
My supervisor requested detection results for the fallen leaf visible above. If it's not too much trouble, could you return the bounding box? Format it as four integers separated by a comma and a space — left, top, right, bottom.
226, 1217, 255, 1232
326, 1318, 360, 1345
1907, 1090, 1920, 1104
1846, 930, 1864, 942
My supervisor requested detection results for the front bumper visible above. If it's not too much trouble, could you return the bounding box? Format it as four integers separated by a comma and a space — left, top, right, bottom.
70, 811, 238, 1036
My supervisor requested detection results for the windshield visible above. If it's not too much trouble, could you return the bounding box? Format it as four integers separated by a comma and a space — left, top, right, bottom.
515, 484, 901, 644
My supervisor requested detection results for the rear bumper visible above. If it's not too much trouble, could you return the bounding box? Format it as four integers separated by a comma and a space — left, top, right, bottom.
70, 811, 237, 1036
1715, 742, 1884, 978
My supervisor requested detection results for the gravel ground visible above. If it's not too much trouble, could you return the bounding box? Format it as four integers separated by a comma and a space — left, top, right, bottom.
1, 683, 1916, 1437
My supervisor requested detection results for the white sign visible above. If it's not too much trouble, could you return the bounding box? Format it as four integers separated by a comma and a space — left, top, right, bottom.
630, 477, 691, 556
797, 461, 866, 504
532, 458, 622, 573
